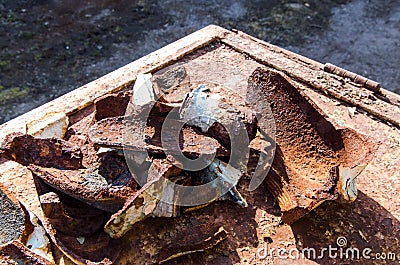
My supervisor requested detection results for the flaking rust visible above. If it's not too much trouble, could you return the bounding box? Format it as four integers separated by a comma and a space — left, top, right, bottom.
29, 153, 139, 213
0, 241, 54, 265
247, 68, 378, 223
0, 132, 83, 169
94, 90, 133, 121
88, 115, 230, 158
33, 174, 121, 265
104, 156, 250, 239
39, 191, 106, 237
105, 159, 182, 238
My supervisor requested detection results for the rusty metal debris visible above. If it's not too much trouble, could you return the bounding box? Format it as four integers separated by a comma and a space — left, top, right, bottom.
0, 63, 379, 263
41, 219, 120, 265
105, 156, 247, 239
105, 159, 182, 238
152, 64, 190, 103
33, 176, 121, 265
0, 183, 53, 262
179, 83, 258, 148
39, 191, 106, 237
94, 90, 132, 121
0, 241, 53, 265
88, 116, 230, 158
247, 68, 378, 223
29, 154, 138, 213
0, 132, 83, 169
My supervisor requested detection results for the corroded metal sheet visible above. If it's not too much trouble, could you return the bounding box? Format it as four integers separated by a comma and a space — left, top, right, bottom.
94, 91, 132, 121
39, 192, 105, 237
0, 133, 83, 169
88, 116, 230, 158
33, 176, 121, 265
29, 156, 138, 213
0, 241, 54, 265
156, 225, 227, 263
246, 68, 379, 223
105, 159, 181, 238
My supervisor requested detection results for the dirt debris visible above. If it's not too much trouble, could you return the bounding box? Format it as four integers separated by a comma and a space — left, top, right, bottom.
0, 183, 25, 245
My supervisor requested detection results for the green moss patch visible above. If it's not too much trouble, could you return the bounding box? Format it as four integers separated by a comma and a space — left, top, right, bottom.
0, 86, 30, 105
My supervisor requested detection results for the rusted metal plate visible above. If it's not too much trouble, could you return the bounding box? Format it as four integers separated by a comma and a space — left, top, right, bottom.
94, 90, 132, 121
0, 133, 83, 169
41, 220, 120, 265
105, 157, 249, 239
247, 68, 378, 223
39, 191, 106, 237
0, 241, 54, 265
33, 177, 121, 265
88, 116, 230, 158
222, 30, 400, 128
29, 154, 138, 213
156, 225, 227, 263
105, 159, 182, 238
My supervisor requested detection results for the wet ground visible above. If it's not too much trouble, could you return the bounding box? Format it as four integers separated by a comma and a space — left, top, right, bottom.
0, 0, 399, 124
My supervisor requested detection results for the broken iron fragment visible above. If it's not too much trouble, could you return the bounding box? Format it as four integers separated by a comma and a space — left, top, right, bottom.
29, 154, 138, 213
39, 191, 106, 237
41, 221, 120, 265
0, 241, 54, 265
0, 132, 83, 169
105, 159, 182, 238
186, 158, 248, 208
152, 64, 191, 103
89, 115, 229, 158
0, 183, 53, 262
33, 176, 121, 265
94, 90, 132, 121
179, 83, 258, 149
105, 157, 248, 238
247, 68, 378, 223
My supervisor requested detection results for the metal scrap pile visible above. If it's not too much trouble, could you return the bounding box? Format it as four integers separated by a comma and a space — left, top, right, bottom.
0, 65, 377, 264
